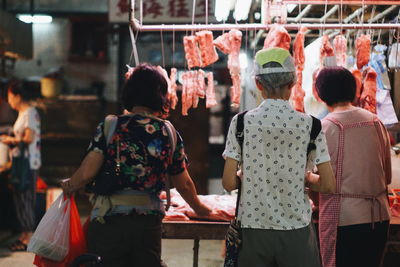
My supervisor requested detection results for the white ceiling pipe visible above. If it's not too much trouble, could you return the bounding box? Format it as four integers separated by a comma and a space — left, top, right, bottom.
294, 4, 313, 23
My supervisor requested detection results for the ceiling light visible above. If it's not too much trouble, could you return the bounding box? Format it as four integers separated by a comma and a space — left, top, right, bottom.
17, 14, 53, 24
215, 0, 231, 22
233, 0, 252, 21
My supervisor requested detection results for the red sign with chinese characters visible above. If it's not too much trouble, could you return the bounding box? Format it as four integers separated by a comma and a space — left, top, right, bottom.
109, 0, 217, 23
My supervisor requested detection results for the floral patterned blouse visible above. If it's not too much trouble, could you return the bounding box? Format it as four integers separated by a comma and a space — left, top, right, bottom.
87, 113, 187, 198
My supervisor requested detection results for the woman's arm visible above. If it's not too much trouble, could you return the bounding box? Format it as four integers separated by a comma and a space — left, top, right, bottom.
2, 128, 34, 145
222, 157, 239, 192
306, 161, 336, 193
170, 169, 211, 216
61, 151, 104, 195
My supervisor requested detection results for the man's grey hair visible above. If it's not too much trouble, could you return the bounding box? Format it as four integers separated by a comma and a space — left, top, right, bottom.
255, 62, 296, 95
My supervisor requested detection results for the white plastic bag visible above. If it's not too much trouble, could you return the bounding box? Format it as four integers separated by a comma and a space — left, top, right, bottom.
388, 43, 400, 69
27, 193, 71, 261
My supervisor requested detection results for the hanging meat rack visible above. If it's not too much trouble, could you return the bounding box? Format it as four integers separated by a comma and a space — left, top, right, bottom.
134, 23, 400, 32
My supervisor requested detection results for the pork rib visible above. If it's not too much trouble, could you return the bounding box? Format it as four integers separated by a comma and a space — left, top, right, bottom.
196, 31, 219, 67
333, 35, 347, 67
183, 35, 202, 69
356, 34, 371, 69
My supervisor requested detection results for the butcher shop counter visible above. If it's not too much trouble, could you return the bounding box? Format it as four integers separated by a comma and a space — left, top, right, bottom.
162, 220, 229, 267
161, 217, 400, 267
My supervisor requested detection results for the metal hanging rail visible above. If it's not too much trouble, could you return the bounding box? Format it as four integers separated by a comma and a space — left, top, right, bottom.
282, 0, 399, 4
136, 23, 400, 32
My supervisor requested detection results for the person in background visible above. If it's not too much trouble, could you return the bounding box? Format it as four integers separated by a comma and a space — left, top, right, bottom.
1, 80, 41, 251
315, 67, 391, 267
61, 63, 211, 267
222, 47, 336, 267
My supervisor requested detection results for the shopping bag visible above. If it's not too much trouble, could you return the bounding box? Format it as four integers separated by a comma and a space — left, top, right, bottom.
10, 143, 32, 191
28, 193, 71, 261
223, 219, 242, 267
33, 196, 87, 267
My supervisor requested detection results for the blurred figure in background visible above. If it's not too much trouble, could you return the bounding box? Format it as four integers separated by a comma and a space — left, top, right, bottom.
1, 80, 41, 251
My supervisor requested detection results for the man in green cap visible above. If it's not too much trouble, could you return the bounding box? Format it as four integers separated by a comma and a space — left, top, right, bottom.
222, 47, 336, 267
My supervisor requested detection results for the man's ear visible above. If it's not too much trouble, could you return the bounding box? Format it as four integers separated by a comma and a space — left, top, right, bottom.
255, 78, 264, 92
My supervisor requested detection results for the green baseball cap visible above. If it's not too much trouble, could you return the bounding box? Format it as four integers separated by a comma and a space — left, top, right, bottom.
254, 47, 296, 75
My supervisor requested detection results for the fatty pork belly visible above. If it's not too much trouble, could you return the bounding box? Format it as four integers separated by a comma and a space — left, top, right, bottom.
356, 34, 371, 69
183, 35, 202, 69
263, 24, 291, 51
333, 35, 347, 67
360, 67, 377, 114
196, 31, 219, 67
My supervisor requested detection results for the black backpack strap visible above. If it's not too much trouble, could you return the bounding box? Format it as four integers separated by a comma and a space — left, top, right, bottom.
235, 111, 248, 152
234, 111, 247, 218
307, 116, 322, 155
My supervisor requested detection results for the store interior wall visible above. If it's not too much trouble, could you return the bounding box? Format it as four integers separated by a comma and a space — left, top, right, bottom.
12, 18, 119, 102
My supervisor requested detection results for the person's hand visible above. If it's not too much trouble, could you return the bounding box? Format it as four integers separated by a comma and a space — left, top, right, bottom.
1, 136, 15, 145
236, 169, 243, 181
60, 178, 76, 196
305, 171, 320, 185
194, 203, 212, 217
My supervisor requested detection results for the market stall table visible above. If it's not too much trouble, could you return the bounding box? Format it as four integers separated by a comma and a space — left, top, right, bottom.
161, 217, 400, 267
162, 220, 229, 267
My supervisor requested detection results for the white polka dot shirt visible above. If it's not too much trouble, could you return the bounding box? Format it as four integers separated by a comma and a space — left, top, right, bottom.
223, 99, 330, 230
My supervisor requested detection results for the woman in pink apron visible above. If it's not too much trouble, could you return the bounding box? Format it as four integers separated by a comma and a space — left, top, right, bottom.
315, 67, 391, 267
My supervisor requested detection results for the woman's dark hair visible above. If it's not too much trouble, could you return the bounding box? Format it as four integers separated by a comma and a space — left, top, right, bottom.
122, 63, 169, 113
316, 67, 356, 107
8, 79, 33, 101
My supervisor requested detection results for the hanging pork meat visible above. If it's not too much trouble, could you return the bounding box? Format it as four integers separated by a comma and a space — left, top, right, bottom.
263, 24, 291, 51
228, 29, 242, 106
183, 35, 202, 69
360, 66, 377, 114
351, 69, 362, 106
290, 26, 307, 112
169, 68, 179, 110
356, 34, 371, 69
181, 72, 189, 116
206, 72, 217, 108
196, 70, 206, 99
213, 32, 231, 54
320, 35, 335, 66
333, 35, 347, 67
196, 31, 219, 67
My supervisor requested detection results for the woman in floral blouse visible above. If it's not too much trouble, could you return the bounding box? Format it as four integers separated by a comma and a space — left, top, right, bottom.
61, 63, 210, 266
